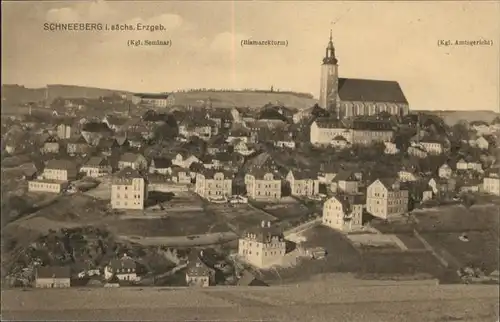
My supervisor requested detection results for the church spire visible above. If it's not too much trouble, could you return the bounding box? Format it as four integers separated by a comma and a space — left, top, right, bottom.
323, 30, 338, 65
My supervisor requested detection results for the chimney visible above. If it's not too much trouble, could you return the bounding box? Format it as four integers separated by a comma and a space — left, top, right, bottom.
267, 221, 271, 228
261, 220, 265, 228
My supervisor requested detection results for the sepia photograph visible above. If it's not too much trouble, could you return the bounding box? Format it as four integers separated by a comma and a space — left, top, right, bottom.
1, 1, 499, 321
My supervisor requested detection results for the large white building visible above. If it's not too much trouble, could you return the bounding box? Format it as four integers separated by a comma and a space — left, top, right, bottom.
110, 167, 148, 210
366, 178, 409, 220
483, 170, 500, 196
195, 169, 233, 199
238, 221, 286, 269
244, 170, 281, 200
322, 195, 364, 232
310, 119, 394, 146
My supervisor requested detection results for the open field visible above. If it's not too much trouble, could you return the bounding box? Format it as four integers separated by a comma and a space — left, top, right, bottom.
395, 233, 426, 250
255, 200, 311, 220
422, 231, 499, 273
208, 204, 276, 233
83, 181, 111, 200
170, 91, 317, 110
2, 284, 498, 321
259, 226, 362, 284
413, 204, 498, 232
359, 251, 445, 277
117, 232, 238, 248
347, 233, 404, 250
371, 204, 498, 234
109, 215, 230, 237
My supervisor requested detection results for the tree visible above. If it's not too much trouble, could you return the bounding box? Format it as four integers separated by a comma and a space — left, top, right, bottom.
153, 122, 179, 141
461, 194, 476, 209
450, 121, 470, 143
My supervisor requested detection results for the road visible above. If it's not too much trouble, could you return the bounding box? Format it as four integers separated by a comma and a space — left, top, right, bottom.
2, 284, 498, 321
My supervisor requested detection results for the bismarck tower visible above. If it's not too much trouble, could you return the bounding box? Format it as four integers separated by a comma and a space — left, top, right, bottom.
319, 30, 339, 117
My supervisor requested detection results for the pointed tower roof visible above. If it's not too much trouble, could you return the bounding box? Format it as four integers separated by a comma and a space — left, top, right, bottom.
323, 29, 338, 65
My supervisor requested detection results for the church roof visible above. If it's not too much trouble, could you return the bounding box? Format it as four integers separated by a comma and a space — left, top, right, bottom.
338, 78, 408, 104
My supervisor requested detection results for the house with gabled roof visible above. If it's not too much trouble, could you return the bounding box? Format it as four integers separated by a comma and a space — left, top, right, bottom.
310, 118, 352, 146
35, 266, 71, 288
186, 250, 214, 287
195, 169, 234, 199
56, 119, 80, 140
210, 152, 237, 170
428, 177, 457, 197
469, 136, 490, 150
80, 156, 112, 177
232, 139, 255, 156
417, 136, 444, 155
111, 167, 148, 210
81, 122, 114, 146
366, 178, 409, 219
206, 135, 231, 154
118, 152, 148, 171
148, 157, 172, 175
456, 157, 483, 173
104, 254, 139, 282
245, 169, 281, 200
438, 162, 454, 179
407, 145, 428, 159
271, 131, 296, 149
323, 194, 364, 232
102, 115, 129, 132
458, 178, 482, 193
96, 137, 120, 156
238, 221, 286, 269
330, 170, 359, 194
384, 141, 399, 155
170, 166, 192, 184
67, 135, 91, 155
482, 169, 500, 196
171, 152, 200, 169
285, 170, 319, 197
331, 135, 351, 149
41, 135, 60, 154
397, 168, 418, 182
43, 159, 78, 181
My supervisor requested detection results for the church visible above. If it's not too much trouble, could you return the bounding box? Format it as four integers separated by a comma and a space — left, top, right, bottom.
309, 31, 409, 146
319, 30, 410, 118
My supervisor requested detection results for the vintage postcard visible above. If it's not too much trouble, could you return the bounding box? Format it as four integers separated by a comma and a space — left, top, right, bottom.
1, 1, 499, 321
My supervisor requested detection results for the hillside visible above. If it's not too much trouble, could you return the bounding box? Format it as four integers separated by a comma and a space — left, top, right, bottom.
419, 110, 499, 126
1, 84, 131, 106
1, 85, 318, 111
171, 91, 318, 110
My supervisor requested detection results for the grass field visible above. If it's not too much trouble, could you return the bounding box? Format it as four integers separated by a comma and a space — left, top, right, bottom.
359, 251, 445, 277
171, 91, 317, 110
258, 201, 311, 220
422, 231, 499, 273
258, 226, 362, 284
413, 204, 497, 232
208, 204, 276, 233
109, 210, 231, 237
395, 233, 426, 250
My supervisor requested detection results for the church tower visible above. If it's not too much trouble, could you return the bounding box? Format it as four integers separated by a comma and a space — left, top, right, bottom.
319, 30, 339, 115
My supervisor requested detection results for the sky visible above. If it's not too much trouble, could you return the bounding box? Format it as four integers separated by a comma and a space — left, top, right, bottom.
2, 1, 499, 111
